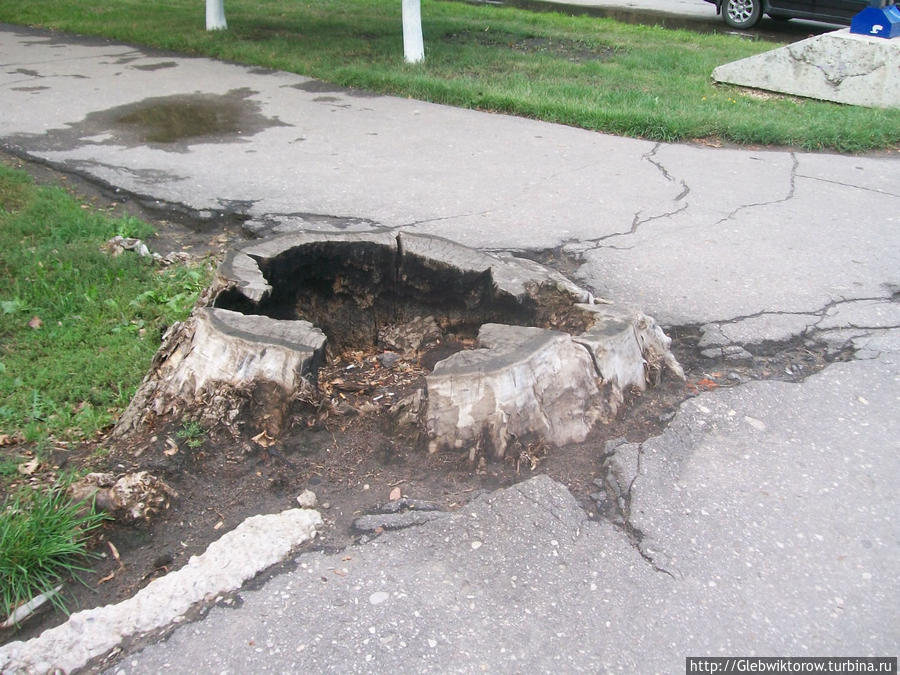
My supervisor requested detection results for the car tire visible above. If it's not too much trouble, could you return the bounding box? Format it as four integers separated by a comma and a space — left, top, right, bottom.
723, 0, 763, 28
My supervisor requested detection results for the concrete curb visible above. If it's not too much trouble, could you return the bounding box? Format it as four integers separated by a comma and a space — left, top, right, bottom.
0, 508, 322, 674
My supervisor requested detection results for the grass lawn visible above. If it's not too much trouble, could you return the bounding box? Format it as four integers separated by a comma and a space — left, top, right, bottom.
0, 161, 210, 621
0, 0, 897, 152
0, 162, 208, 451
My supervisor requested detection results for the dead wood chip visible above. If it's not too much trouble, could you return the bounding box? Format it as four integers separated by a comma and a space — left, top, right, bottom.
330, 379, 374, 393
108, 541, 122, 566
97, 571, 116, 585
251, 430, 276, 447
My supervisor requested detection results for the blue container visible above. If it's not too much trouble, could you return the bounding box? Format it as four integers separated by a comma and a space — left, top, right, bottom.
850, 5, 900, 38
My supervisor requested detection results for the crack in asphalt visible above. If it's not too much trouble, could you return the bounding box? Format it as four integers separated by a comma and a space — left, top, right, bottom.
715, 152, 798, 226
396, 210, 494, 231
576, 143, 690, 251
795, 173, 900, 199
618, 443, 676, 578
587, 201, 689, 248
643, 142, 675, 183
702, 295, 897, 340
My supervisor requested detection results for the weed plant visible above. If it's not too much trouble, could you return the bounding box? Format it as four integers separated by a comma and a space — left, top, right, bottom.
0, 485, 107, 622
0, 0, 896, 151
176, 418, 207, 449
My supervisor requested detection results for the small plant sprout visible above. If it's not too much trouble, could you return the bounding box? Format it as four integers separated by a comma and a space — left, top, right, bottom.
176, 418, 207, 449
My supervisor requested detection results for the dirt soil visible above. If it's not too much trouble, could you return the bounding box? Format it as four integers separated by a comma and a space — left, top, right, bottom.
0, 151, 844, 648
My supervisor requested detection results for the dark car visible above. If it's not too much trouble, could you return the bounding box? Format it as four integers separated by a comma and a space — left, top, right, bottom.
705, 0, 870, 28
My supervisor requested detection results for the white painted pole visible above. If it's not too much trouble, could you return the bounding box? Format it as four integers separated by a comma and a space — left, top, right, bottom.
206, 0, 228, 31
402, 0, 425, 63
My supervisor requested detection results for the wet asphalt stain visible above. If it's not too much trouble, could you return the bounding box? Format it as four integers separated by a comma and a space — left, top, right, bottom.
5, 22, 119, 49
288, 79, 378, 98
131, 61, 178, 71
6, 88, 289, 153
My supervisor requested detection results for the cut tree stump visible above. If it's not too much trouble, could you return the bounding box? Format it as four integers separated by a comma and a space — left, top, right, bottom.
113, 231, 683, 459
113, 307, 325, 440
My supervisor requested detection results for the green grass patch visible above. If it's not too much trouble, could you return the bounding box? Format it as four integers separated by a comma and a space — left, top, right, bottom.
0, 163, 209, 444
0, 0, 896, 151
0, 484, 107, 622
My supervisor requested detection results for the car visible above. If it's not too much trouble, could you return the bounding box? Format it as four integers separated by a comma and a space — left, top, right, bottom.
705, 0, 872, 29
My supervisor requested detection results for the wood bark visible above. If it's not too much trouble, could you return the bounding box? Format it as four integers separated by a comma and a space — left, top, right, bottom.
112, 307, 325, 440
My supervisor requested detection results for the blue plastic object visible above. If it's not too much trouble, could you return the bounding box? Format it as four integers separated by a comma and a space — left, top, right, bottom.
850, 5, 900, 38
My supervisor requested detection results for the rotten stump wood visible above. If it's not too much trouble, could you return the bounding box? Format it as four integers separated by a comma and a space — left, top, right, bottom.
113, 307, 325, 440
114, 230, 683, 459
423, 307, 684, 459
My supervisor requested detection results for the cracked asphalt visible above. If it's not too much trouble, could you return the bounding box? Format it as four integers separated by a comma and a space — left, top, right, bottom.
1, 23, 898, 674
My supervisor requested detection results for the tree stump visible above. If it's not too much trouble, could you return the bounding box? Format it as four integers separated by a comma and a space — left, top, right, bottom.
113, 307, 325, 440
113, 230, 683, 460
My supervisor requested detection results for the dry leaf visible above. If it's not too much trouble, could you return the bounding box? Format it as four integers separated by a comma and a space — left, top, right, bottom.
27, 316, 43, 330
108, 541, 121, 565
389, 487, 402, 501
17, 458, 40, 475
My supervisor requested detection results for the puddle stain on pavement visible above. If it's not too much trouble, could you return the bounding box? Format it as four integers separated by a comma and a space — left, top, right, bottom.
6, 87, 288, 153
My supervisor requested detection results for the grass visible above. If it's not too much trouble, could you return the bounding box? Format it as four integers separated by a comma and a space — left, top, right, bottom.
0, 485, 107, 622
0, 162, 209, 446
0, 0, 897, 151
0, 161, 209, 621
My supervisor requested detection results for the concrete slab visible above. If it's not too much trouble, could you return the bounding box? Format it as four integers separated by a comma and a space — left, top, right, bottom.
712, 29, 900, 108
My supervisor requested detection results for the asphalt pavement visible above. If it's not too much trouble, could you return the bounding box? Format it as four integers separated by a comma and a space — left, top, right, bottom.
0, 21, 897, 675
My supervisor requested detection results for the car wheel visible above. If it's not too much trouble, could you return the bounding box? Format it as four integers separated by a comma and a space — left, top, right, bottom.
723, 0, 762, 28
